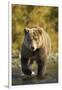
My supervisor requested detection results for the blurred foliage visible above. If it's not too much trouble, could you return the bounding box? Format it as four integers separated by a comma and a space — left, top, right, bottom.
12, 4, 58, 53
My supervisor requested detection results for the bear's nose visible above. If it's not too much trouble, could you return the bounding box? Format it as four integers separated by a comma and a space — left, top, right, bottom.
31, 46, 34, 50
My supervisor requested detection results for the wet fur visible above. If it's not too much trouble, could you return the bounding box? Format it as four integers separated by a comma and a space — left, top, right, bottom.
21, 27, 51, 76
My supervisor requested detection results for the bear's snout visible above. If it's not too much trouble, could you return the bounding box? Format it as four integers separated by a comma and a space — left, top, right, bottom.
31, 46, 34, 50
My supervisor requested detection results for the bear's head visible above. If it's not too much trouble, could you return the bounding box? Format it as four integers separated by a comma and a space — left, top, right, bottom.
24, 27, 43, 51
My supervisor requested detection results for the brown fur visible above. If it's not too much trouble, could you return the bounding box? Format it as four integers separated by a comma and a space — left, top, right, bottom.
21, 27, 51, 76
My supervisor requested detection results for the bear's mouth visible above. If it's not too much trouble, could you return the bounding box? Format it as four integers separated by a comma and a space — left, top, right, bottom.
32, 48, 39, 55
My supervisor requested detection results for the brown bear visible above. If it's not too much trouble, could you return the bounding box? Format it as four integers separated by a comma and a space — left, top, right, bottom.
21, 27, 51, 76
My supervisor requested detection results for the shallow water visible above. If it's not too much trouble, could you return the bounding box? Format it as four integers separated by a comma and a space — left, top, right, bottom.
12, 54, 58, 85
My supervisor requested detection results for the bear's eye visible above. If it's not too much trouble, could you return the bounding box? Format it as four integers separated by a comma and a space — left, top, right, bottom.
34, 36, 38, 40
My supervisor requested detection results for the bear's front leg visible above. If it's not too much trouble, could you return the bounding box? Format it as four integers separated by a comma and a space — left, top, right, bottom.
36, 59, 46, 77
21, 57, 32, 75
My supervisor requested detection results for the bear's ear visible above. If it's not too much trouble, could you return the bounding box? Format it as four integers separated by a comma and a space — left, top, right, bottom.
24, 28, 29, 34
